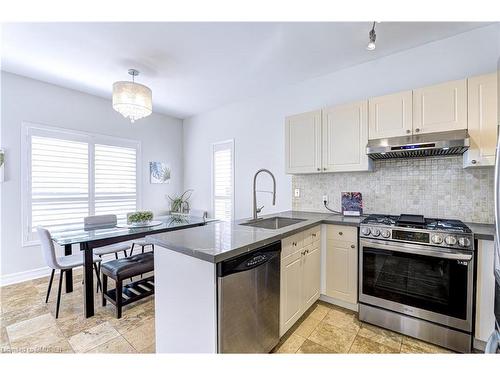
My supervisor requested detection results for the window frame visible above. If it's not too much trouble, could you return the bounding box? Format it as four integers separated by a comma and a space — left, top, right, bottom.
211, 139, 235, 222
21, 122, 142, 246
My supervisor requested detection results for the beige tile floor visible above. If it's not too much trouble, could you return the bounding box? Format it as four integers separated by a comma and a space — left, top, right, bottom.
1, 271, 452, 354
1, 269, 155, 353
273, 301, 454, 354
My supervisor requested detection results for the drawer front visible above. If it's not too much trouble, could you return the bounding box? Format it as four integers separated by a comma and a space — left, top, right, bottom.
303, 225, 321, 246
327, 225, 357, 243
282, 248, 302, 266
282, 233, 304, 258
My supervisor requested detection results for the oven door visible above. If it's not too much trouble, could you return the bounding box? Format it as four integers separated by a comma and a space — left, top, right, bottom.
359, 238, 474, 332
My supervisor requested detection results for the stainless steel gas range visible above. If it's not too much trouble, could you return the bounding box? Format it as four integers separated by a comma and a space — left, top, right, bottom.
358, 214, 474, 353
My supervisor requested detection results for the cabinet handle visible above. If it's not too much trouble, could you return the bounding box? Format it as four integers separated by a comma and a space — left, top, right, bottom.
351, 244, 355, 249
415, 128, 420, 133
338, 232, 343, 236
323, 168, 327, 171
317, 168, 320, 171
406, 129, 411, 134
471, 160, 477, 165
312, 233, 316, 237
292, 242, 297, 247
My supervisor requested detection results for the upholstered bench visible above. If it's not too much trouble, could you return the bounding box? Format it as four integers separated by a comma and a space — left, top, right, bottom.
101, 252, 154, 318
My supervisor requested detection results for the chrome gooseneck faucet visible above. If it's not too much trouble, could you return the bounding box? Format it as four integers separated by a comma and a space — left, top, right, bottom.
253, 169, 276, 220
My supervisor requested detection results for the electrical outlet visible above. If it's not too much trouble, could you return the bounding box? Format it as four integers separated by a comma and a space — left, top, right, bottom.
294, 188, 300, 198
322, 195, 328, 203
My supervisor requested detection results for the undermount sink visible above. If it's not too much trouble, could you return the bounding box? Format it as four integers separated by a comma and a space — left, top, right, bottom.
239, 216, 307, 230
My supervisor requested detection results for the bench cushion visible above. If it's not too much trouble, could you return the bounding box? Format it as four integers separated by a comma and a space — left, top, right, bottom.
101, 252, 154, 280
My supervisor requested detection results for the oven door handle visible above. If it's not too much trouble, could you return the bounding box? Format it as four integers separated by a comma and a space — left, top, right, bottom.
361, 238, 473, 261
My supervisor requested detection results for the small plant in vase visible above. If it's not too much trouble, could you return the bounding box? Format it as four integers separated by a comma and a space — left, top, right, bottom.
127, 211, 154, 226
168, 189, 193, 214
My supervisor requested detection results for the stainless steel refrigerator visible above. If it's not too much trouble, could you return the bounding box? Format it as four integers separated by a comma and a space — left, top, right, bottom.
486, 57, 500, 353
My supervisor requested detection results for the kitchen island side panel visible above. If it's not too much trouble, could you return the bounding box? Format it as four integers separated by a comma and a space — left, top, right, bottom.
154, 245, 217, 353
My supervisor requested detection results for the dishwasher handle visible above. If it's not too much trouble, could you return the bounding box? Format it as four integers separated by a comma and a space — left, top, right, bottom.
217, 241, 281, 277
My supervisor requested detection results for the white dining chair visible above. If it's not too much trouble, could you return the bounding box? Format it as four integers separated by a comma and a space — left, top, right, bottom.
129, 240, 155, 256
84, 215, 131, 259
37, 227, 102, 318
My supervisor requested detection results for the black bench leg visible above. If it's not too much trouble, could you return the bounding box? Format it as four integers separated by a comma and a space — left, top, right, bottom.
116, 279, 123, 319
129, 243, 135, 256
102, 274, 107, 307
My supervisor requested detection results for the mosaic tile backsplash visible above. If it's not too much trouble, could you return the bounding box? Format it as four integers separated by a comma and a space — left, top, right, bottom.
292, 156, 494, 224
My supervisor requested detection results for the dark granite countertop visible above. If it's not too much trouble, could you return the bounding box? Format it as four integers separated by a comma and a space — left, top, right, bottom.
465, 222, 495, 241
146, 210, 495, 263
146, 211, 362, 263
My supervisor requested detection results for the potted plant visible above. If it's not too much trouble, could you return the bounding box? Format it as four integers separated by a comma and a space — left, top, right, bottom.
168, 189, 193, 214
127, 211, 154, 226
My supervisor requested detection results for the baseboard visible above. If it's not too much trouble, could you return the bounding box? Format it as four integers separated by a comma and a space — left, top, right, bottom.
0, 252, 123, 287
319, 294, 359, 312
0, 266, 53, 287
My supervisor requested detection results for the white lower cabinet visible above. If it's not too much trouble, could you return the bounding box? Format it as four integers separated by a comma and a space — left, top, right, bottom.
475, 240, 496, 346
280, 227, 321, 336
281, 251, 303, 335
325, 225, 358, 307
302, 241, 321, 309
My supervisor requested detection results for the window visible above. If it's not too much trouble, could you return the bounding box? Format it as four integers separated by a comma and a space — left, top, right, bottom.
212, 140, 234, 221
94, 144, 137, 221
23, 123, 141, 244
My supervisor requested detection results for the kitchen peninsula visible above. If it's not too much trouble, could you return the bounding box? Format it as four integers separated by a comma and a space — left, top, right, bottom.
147, 211, 494, 353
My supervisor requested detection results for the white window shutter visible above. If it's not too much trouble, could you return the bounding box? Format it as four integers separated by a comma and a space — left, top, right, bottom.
24, 124, 141, 244
30, 136, 89, 235
213, 141, 234, 221
94, 144, 137, 221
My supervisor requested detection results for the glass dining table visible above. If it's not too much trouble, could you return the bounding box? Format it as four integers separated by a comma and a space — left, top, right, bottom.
50, 214, 207, 318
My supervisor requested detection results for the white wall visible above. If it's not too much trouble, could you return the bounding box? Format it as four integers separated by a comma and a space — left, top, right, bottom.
0, 71, 184, 280
183, 24, 500, 220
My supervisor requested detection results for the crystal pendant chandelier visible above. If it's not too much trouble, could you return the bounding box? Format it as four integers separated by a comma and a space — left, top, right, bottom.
112, 69, 152, 123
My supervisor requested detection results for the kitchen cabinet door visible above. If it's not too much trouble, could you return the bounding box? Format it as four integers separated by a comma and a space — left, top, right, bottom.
464, 72, 498, 168
413, 79, 467, 134
368, 90, 413, 139
322, 101, 372, 172
325, 225, 358, 305
302, 241, 321, 311
475, 240, 496, 345
280, 251, 303, 336
285, 110, 322, 174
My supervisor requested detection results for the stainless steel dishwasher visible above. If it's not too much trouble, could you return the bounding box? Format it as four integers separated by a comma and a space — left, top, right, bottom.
217, 241, 280, 353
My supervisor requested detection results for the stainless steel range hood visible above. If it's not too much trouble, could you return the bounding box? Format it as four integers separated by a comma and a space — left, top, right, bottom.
366, 130, 470, 160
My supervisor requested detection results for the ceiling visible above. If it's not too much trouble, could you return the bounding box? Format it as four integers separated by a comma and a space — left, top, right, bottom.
1, 22, 491, 119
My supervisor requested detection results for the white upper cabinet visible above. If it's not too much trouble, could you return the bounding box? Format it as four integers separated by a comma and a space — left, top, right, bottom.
413, 79, 467, 134
464, 72, 498, 168
368, 90, 413, 140
322, 101, 372, 172
285, 110, 322, 174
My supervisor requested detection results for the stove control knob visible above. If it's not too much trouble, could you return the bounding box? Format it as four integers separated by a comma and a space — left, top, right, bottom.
381, 229, 390, 238
458, 237, 471, 248
431, 234, 443, 244
371, 228, 381, 237
361, 227, 371, 236
445, 236, 457, 246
